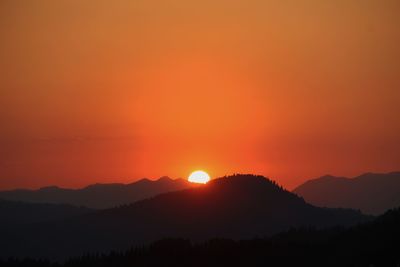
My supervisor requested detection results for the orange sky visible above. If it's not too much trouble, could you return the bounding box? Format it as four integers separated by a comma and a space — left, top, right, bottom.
0, 0, 399, 190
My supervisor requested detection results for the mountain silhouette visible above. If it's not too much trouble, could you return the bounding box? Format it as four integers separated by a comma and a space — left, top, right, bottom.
0, 199, 92, 227
293, 172, 400, 215
0, 176, 196, 209
0, 174, 371, 260
2, 207, 398, 267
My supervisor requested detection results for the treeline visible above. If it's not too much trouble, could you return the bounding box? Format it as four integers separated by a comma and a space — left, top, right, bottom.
1, 208, 399, 267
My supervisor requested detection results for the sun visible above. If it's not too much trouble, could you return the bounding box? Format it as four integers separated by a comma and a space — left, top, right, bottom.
188, 170, 210, 184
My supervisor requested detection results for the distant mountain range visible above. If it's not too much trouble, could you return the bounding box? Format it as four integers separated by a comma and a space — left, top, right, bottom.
0, 174, 370, 260
294, 172, 400, 215
0, 176, 197, 209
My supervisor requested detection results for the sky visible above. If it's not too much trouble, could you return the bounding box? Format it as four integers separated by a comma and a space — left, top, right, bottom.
0, 0, 399, 190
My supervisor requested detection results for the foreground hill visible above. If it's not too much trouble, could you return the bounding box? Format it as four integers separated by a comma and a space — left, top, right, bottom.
0, 174, 371, 260
3, 208, 398, 267
0, 199, 92, 227
0, 177, 196, 209
294, 172, 400, 215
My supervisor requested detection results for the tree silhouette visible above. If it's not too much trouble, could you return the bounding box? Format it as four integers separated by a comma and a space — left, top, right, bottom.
1, 208, 399, 267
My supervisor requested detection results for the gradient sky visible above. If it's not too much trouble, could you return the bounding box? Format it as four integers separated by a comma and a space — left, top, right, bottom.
0, 0, 399, 190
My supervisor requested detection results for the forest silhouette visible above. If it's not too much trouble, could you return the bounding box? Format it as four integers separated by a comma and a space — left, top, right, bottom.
1, 207, 399, 267
0, 174, 399, 266
0, 175, 371, 260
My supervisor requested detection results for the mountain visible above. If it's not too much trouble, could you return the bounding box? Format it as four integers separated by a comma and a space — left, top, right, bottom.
0, 174, 371, 260
0, 199, 93, 227
293, 172, 400, 215
3, 208, 398, 267
0, 176, 196, 209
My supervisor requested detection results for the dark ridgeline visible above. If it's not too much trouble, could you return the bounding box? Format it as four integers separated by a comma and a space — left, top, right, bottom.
0, 176, 197, 209
0, 174, 370, 260
0, 199, 93, 227
1, 208, 399, 267
294, 172, 400, 215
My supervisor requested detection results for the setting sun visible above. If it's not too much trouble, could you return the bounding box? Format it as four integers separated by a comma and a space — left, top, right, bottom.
188, 170, 210, 184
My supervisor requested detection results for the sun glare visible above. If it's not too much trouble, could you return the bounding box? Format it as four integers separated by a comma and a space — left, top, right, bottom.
188, 170, 210, 184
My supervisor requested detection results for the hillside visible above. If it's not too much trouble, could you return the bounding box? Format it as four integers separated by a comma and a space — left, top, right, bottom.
0, 174, 371, 260
0, 199, 92, 227
3, 208, 397, 267
294, 172, 400, 215
0, 177, 196, 209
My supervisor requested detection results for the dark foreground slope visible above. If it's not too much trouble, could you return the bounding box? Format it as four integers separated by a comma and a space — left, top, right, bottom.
0, 177, 195, 209
0, 174, 371, 260
294, 172, 400, 215
2, 208, 399, 267
0, 199, 93, 227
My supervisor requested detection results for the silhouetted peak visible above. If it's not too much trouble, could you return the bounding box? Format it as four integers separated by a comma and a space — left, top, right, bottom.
39, 186, 61, 192
134, 178, 151, 184
210, 174, 270, 184
298, 175, 348, 188
318, 174, 349, 181
0, 177, 199, 209
319, 175, 335, 179
294, 171, 400, 215
83, 183, 124, 190
157, 176, 173, 182
208, 174, 284, 193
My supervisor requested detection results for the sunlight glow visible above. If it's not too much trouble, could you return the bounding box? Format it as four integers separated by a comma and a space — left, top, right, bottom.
188, 170, 210, 184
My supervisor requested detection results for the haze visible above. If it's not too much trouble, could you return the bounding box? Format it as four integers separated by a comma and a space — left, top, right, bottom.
0, 0, 399, 190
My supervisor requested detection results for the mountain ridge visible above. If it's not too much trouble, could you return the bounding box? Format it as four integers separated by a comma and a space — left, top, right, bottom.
0, 176, 196, 209
0, 174, 371, 260
0, 198, 93, 227
294, 171, 400, 215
